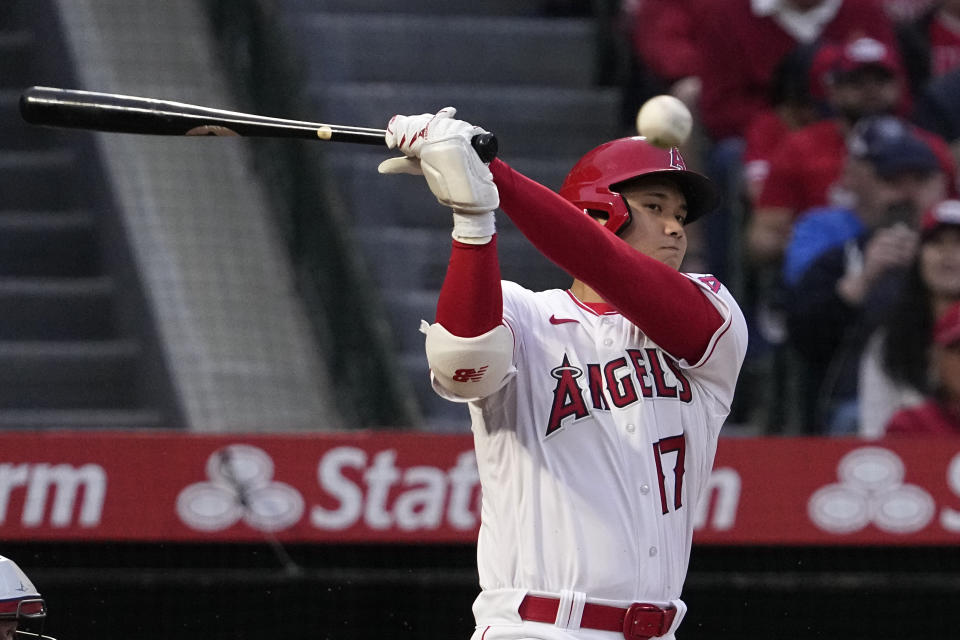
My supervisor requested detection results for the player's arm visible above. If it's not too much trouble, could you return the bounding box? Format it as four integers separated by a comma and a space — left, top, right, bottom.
489, 158, 722, 363
425, 237, 515, 399
379, 109, 514, 398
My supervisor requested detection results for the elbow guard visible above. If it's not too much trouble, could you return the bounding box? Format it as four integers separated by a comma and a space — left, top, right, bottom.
425, 322, 514, 399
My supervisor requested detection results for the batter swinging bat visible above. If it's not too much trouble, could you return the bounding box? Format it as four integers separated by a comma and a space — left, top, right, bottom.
19, 86, 499, 162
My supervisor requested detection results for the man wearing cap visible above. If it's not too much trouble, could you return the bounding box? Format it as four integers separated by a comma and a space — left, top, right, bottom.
783, 114, 948, 286
886, 299, 960, 434
748, 36, 956, 264
784, 115, 949, 433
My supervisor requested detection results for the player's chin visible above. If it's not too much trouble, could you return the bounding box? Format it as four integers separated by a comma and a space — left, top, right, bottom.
658, 247, 685, 270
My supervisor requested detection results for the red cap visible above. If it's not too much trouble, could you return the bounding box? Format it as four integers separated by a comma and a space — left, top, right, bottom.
921, 199, 960, 238
833, 37, 902, 77
934, 301, 960, 347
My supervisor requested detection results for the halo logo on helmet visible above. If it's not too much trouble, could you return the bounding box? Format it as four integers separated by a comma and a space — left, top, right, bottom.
559, 137, 719, 235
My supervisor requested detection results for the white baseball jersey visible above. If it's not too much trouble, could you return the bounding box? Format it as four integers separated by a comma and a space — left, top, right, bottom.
432, 275, 747, 619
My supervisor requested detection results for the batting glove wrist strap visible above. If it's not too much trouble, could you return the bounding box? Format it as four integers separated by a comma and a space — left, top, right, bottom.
451, 210, 495, 244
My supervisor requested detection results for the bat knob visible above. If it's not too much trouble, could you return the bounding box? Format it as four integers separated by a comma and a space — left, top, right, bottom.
471, 133, 498, 163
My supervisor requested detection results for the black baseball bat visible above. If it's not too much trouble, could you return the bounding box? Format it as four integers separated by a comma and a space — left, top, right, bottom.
19, 86, 498, 162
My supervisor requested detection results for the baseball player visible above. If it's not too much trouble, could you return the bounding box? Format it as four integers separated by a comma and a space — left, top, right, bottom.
379, 109, 748, 640
0, 556, 52, 640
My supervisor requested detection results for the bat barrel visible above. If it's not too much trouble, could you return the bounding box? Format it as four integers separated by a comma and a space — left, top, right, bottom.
19, 86, 497, 160
19, 86, 387, 141
20, 86, 211, 135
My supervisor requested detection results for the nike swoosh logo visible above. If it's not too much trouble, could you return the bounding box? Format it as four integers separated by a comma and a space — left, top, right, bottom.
549, 315, 579, 325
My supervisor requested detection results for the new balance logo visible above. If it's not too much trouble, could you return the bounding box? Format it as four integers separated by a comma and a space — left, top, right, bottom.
452, 366, 488, 383
549, 315, 579, 325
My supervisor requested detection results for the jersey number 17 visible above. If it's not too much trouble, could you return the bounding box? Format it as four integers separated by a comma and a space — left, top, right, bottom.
652, 434, 686, 514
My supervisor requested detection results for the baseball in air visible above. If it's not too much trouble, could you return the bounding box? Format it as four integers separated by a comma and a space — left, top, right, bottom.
636, 95, 693, 148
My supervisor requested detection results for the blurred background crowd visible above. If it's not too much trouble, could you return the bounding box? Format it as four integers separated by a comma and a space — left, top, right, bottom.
3, 0, 960, 438
620, 0, 960, 437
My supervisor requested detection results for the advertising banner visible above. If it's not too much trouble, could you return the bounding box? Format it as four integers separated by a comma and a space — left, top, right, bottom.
2, 431, 959, 545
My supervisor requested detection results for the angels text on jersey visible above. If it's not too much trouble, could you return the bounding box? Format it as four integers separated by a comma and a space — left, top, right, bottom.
546, 347, 692, 436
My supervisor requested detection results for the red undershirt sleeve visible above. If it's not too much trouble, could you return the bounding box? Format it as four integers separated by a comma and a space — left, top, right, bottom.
489, 158, 722, 363
434, 236, 503, 338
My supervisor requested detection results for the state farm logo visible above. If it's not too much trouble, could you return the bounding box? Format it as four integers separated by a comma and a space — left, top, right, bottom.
176, 445, 481, 534
176, 445, 304, 532
808, 447, 935, 534
0, 462, 106, 528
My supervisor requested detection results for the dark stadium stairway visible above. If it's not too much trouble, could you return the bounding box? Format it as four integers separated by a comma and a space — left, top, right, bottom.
0, 1, 178, 429
277, 0, 623, 430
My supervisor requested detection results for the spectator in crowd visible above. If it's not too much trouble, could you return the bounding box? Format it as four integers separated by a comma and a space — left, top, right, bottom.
736, 42, 838, 395
859, 198, 960, 436
748, 36, 955, 264
736, 45, 828, 389
742, 42, 826, 203
784, 116, 948, 433
897, 0, 960, 96
695, 0, 897, 142
782, 115, 947, 284
886, 298, 960, 433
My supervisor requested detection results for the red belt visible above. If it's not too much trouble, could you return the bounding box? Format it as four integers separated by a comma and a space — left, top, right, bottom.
518, 595, 677, 640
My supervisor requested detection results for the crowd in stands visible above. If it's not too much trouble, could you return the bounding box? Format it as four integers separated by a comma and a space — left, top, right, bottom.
622, 0, 960, 436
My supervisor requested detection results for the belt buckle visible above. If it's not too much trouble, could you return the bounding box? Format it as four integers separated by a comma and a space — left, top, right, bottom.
622, 603, 668, 640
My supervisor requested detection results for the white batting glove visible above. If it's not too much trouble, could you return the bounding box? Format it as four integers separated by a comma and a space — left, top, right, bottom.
379, 108, 499, 228
382, 110, 436, 160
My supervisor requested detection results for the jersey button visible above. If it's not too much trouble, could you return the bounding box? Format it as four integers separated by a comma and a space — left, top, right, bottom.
649, 547, 658, 557
603, 338, 613, 346
640, 483, 650, 495
625, 423, 635, 433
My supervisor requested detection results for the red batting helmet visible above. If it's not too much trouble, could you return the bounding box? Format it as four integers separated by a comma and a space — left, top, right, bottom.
559, 137, 718, 235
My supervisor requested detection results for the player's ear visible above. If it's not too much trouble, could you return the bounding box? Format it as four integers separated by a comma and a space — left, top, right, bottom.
586, 209, 609, 226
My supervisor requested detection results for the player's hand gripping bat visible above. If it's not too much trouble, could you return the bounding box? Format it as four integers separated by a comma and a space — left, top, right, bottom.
19, 86, 499, 162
